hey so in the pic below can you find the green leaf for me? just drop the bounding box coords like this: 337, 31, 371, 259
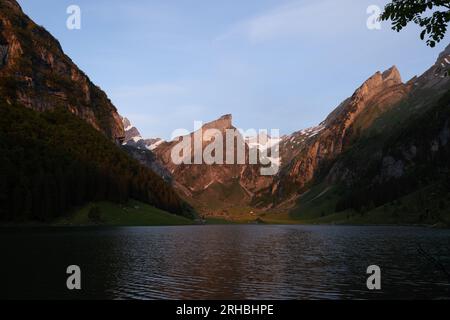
420, 29, 426, 40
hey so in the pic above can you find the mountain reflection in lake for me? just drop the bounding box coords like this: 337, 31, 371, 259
1, 225, 449, 299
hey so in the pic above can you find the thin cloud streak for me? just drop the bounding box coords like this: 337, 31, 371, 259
215, 0, 369, 44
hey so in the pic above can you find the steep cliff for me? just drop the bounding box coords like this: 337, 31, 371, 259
325, 46, 450, 217
0, 0, 124, 140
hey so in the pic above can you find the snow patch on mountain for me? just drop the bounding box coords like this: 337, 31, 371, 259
121, 117, 165, 150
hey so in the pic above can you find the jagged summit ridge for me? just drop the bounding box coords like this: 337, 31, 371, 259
382, 66, 402, 83
358, 66, 403, 96
202, 114, 233, 132
323, 65, 407, 129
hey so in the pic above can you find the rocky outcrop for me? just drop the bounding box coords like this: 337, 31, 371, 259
0, 0, 124, 140
202, 114, 233, 131
322, 66, 408, 149
121, 117, 166, 150
120, 117, 172, 182
122, 117, 143, 143
412, 43, 450, 91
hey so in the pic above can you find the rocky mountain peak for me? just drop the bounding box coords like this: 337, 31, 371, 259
382, 66, 402, 84
203, 114, 233, 131
121, 116, 167, 152
411, 43, 450, 89
219, 114, 232, 121
324, 66, 407, 129
122, 117, 132, 130
121, 117, 142, 143
358, 66, 403, 96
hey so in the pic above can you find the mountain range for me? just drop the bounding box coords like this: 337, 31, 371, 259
123, 45, 450, 224
1, 0, 450, 225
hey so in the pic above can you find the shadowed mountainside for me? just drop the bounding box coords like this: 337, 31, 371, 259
0, 0, 195, 223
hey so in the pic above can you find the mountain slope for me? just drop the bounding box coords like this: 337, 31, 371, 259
0, 0, 124, 140
0, 101, 194, 222
287, 87, 450, 226
256, 66, 412, 208
120, 117, 172, 181
331, 83, 450, 217
151, 114, 273, 215
0, 0, 195, 222
284, 45, 450, 224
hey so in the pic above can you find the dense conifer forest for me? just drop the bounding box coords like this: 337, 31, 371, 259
0, 101, 195, 222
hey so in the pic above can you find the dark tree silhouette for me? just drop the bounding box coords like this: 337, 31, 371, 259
0, 101, 195, 222
381, 0, 450, 47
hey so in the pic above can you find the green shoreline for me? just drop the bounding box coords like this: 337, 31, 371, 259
1, 200, 449, 228
0, 222, 447, 228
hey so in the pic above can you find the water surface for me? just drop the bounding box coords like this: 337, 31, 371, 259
1, 225, 449, 299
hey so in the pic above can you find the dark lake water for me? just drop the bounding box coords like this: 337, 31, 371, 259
1, 225, 449, 300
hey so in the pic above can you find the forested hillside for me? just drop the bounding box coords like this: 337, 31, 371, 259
0, 101, 195, 222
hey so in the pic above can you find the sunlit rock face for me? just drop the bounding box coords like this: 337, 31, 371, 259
263, 66, 411, 204
148, 114, 274, 215
0, 0, 124, 140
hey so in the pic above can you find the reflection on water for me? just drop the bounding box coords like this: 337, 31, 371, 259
1, 225, 449, 299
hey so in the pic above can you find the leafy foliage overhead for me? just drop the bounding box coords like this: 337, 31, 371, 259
381, 0, 450, 47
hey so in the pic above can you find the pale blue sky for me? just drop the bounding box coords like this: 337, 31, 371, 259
18, 0, 448, 139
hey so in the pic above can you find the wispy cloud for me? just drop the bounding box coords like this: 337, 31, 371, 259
215, 0, 361, 44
